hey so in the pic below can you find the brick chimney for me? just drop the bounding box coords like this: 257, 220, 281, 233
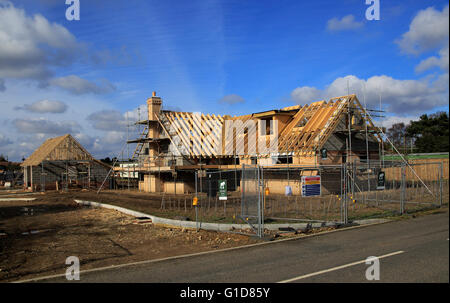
147, 91, 162, 121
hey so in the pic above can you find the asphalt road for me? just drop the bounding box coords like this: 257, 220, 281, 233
41, 210, 449, 283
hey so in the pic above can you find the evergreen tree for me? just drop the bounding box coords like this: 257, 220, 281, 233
406, 112, 449, 153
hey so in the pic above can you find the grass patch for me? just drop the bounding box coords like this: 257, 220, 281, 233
383, 154, 448, 161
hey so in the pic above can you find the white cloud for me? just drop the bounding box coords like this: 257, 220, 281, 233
219, 94, 245, 104
0, 2, 118, 95
404, 6, 449, 93
6, 133, 65, 160
291, 86, 322, 104
392, 5, 449, 115
89, 131, 128, 159
124, 104, 147, 122
415, 42, 449, 74
0, 1, 79, 82
0, 133, 12, 145
291, 74, 448, 114
293, 7, 449, 116
73, 132, 96, 151
86, 110, 127, 131
15, 99, 68, 113
102, 131, 127, 145
50, 75, 116, 95
13, 118, 80, 135
380, 115, 418, 130
84, 109, 141, 158
326, 15, 364, 32
396, 5, 449, 55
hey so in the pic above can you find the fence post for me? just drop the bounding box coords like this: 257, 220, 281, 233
400, 164, 406, 214
345, 163, 349, 224
41, 161, 45, 192
341, 163, 349, 224
195, 170, 198, 231
241, 164, 245, 217
340, 163, 344, 224
260, 165, 264, 237
352, 159, 356, 197
208, 173, 211, 210
439, 162, 443, 208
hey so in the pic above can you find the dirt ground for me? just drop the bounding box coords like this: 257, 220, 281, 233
0, 191, 265, 282
1, 189, 445, 282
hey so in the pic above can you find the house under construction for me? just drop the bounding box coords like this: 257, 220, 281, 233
21, 134, 111, 191
126, 92, 383, 195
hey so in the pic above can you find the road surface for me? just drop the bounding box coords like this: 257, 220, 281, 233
39, 210, 448, 283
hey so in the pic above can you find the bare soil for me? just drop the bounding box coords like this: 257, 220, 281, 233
1, 189, 445, 282
0, 192, 263, 282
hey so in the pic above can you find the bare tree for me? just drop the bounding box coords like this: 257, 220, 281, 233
386, 123, 407, 152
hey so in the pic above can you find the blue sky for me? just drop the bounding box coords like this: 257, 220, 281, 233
0, 0, 448, 160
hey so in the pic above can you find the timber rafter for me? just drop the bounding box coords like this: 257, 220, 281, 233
150, 94, 381, 159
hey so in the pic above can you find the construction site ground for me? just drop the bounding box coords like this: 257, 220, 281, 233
0, 189, 447, 282
0, 190, 267, 282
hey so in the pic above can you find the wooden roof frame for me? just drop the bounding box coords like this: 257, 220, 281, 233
156, 94, 381, 159
21, 134, 97, 167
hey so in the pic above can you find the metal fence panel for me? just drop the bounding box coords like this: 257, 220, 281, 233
241, 164, 263, 236
346, 160, 446, 221
154, 159, 448, 229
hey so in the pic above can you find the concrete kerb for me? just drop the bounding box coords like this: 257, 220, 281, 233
0, 198, 36, 201
0, 192, 38, 197
74, 200, 388, 231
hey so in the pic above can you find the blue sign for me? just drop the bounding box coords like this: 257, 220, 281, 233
301, 176, 321, 197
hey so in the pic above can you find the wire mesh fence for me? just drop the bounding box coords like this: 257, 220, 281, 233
240, 165, 264, 236
150, 159, 448, 225
260, 165, 344, 222
195, 169, 243, 224
346, 160, 447, 221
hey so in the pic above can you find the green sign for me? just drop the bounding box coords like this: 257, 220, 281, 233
320, 148, 328, 160
377, 171, 385, 190
218, 180, 227, 200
